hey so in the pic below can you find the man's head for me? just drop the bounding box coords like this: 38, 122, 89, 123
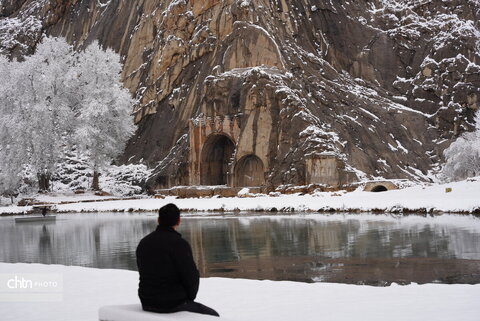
158, 203, 180, 227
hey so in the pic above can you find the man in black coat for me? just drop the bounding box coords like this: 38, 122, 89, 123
136, 203, 219, 316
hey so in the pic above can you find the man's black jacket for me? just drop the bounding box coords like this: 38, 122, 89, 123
136, 225, 199, 309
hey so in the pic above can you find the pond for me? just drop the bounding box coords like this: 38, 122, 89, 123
1, 213, 480, 285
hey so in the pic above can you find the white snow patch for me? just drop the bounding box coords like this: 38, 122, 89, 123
2, 178, 478, 214
0, 263, 479, 321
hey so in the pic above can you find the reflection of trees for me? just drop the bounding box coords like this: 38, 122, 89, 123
0, 214, 157, 270
182, 220, 244, 264
92, 218, 155, 270
38, 225, 54, 263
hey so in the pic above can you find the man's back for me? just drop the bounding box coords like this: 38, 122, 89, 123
136, 225, 199, 310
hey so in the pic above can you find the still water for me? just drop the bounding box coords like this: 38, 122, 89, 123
1, 213, 480, 285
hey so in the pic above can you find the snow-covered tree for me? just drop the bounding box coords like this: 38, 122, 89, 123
443, 110, 480, 181
0, 37, 135, 194
0, 55, 23, 195
0, 37, 76, 192
74, 41, 135, 190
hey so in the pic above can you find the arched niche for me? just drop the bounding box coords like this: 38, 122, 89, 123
371, 185, 388, 192
200, 134, 235, 185
235, 154, 265, 187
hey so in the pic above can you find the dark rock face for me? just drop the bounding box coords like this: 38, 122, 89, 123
1, 0, 479, 188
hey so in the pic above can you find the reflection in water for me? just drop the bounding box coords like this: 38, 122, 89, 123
1, 213, 480, 285
38, 225, 54, 263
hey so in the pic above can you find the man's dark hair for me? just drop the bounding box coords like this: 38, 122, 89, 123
158, 203, 180, 227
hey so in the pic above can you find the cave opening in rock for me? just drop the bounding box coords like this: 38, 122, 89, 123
235, 154, 265, 187
200, 134, 235, 186
371, 185, 388, 192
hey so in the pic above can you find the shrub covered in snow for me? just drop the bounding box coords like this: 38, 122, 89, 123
99, 164, 152, 196
443, 111, 480, 181
4, 148, 150, 197
50, 153, 151, 196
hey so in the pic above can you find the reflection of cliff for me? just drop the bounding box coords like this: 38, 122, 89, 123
181, 217, 480, 284
446, 229, 480, 260
183, 218, 351, 268
182, 218, 473, 275
1, 215, 480, 284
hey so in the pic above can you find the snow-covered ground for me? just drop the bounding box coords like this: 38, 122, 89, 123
0, 263, 478, 321
1, 178, 479, 215
35, 192, 125, 203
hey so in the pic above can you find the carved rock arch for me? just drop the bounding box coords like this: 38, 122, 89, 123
200, 134, 235, 186
234, 154, 265, 187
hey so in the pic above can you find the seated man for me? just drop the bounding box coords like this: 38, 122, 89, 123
136, 203, 219, 317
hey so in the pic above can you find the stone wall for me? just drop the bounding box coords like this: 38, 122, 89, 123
306, 156, 340, 187
305, 156, 358, 187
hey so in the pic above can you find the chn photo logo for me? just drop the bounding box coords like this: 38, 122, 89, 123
7, 275, 33, 289
0, 273, 63, 302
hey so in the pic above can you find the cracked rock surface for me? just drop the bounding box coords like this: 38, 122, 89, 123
1, 0, 479, 187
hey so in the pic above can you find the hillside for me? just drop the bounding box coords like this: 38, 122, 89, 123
1, 0, 479, 190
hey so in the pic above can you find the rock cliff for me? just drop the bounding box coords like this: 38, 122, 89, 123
1, 0, 479, 189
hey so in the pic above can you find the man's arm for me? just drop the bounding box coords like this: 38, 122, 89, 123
171, 239, 200, 301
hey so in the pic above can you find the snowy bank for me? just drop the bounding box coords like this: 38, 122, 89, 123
1, 178, 479, 215
0, 263, 479, 321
